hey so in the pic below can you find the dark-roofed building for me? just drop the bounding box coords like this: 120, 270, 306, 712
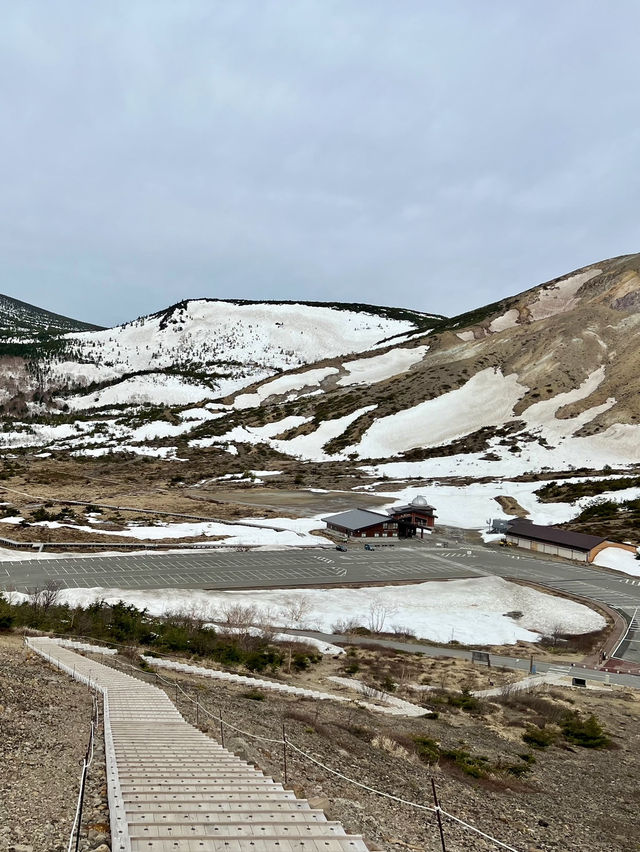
322, 509, 398, 539
388, 495, 436, 538
505, 519, 633, 563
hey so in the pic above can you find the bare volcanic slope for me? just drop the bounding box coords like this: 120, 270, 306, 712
198, 252, 640, 478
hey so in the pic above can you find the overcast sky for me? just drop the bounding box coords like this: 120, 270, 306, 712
1, 2, 639, 327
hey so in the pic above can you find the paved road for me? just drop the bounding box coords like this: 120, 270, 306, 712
3, 540, 640, 665
296, 630, 640, 689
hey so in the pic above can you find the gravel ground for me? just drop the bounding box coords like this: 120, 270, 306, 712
112, 652, 640, 852
0, 635, 110, 852
3, 633, 639, 852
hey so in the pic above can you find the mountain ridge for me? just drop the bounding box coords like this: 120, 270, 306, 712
0, 292, 103, 341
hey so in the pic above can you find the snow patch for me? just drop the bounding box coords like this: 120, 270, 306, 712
489, 309, 519, 333
353, 369, 527, 459
64, 373, 215, 411
53, 576, 604, 646
337, 346, 429, 387
271, 406, 377, 461
593, 547, 640, 577
234, 367, 338, 409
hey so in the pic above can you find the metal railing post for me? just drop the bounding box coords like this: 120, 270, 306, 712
282, 723, 288, 785
431, 778, 446, 852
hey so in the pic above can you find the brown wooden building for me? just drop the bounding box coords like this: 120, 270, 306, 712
323, 496, 436, 540
322, 509, 398, 538
388, 496, 436, 538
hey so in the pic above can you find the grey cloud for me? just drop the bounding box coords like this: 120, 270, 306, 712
0, 0, 638, 326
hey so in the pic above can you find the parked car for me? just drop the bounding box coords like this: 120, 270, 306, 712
364, 544, 374, 551
336, 544, 347, 552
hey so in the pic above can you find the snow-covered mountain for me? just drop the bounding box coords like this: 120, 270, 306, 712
0, 293, 102, 341
2, 257, 640, 501
0, 296, 437, 413
169, 254, 640, 481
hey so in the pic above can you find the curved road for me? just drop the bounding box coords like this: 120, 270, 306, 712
2, 538, 639, 667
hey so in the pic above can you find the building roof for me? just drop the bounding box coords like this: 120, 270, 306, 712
506, 519, 606, 552
322, 509, 391, 531
391, 502, 436, 515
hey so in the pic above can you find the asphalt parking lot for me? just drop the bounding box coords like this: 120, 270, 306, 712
2, 541, 639, 664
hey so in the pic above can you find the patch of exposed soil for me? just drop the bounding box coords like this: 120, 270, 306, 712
494, 495, 530, 518
0, 634, 109, 852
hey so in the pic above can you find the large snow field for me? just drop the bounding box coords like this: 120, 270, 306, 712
593, 547, 640, 578
362, 368, 640, 478
352, 369, 527, 458
63, 373, 216, 411
53, 576, 605, 646
379, 481, 568, 528
364, 415, 640, 479
65, 301, 417, 380
350, 365, 633, 467
375, 477, 640, 529
234, 367, 339, 409
337, 345, 429, 387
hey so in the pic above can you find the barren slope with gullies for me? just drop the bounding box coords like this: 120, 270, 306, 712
211, 253, 640, 474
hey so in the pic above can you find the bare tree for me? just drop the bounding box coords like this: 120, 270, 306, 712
29, 580, 61, 617
331, 617, 363, 634
220, 603, 258, 629
367, 600, 396, 634
255, 606, 279, 641
279, 595, 313, 629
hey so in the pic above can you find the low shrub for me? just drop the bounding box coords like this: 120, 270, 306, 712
287, 649, 321, 671
447, 689, 486, 714
413, 735, 440, 765
441, 748, 491, 778
560, 713, 611, 749
506, 751, 536, 777
496, 691, 568, 723
242, 689, 265, 701
522, 724, 557, 749
0, 611, 14, 631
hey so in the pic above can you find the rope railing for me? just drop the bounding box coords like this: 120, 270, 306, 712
30, 635, 526, 852
101, 651, 524, 852
66, 687, 100, 852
